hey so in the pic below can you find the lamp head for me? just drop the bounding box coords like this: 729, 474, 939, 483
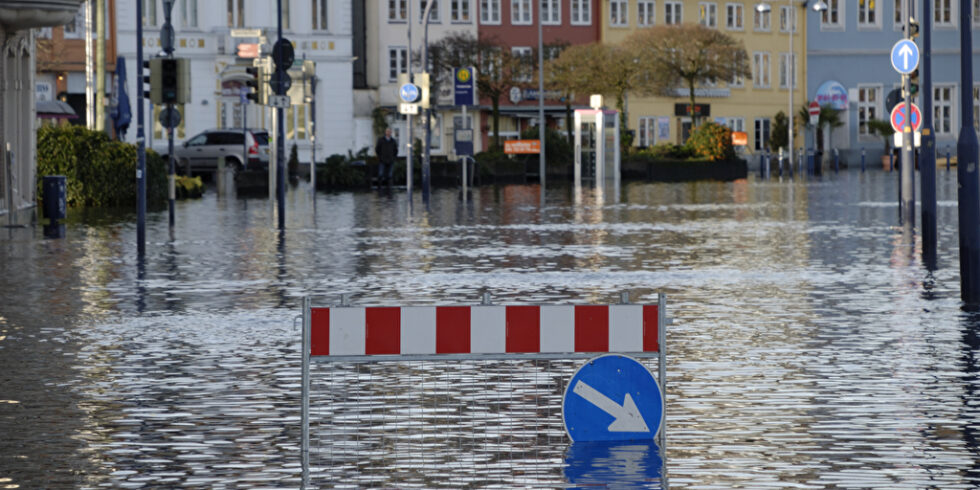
756, 2, 772, 13
811, 0, 828, 12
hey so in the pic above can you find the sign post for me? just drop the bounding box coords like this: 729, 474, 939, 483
454, 67, 476, 199
808, 101, 820, 126
892, 20, 919, 226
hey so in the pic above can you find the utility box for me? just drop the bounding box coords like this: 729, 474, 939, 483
574, 109, 620, 190
42, 175, 66, 221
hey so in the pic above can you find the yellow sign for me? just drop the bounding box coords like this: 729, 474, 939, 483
456, 68, 472, 83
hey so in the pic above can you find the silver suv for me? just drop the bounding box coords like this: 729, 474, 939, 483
175, 128, 270, 175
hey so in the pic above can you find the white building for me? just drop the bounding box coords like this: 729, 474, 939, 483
356, 0, 479, 157
116, 0, 355, 162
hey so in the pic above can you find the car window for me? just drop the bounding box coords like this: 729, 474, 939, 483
205, 132, 226, 145
186, 134, 207, 146
252, 132, 269, 145
225, 133, 245, 145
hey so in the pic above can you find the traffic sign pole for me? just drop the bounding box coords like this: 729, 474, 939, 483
921, 0, 937, 269
901, 2, 914, 228
957, 0, 980, 304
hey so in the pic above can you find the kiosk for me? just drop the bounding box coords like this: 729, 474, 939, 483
574, 109, 621, 190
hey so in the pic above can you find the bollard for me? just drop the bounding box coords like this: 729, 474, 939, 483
947, 147, 951, 171
807, 149, 814, 176
833, 148, 839, 173
41, 175, 67, 223
759, 153, 764, 178
889, 153, 894, 172
861, 147, 866, 173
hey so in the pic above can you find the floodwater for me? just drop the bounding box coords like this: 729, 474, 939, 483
2, 169, 979, 488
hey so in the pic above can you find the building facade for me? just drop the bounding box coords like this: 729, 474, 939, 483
115, 0, 354, 162
806, 0, 980, 164
602, 0, 809, 157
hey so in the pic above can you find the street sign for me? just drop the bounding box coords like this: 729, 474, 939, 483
399, 83, 421, 103
890, 39, 920, 74
808, 101, 820, 125
269, 94, 291, 109
237, 43, 259, 58
158, 107, 181, 129
454, 66, 476, 106
398, 103, 419, 115
563, 355, 663, 442
231, 28, 263, 38
454, 128, 474, 157
890, 102, 922, 132
272, 39, 295, 69
269, 69, 292, 95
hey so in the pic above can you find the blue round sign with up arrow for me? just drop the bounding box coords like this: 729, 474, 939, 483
563, 355, 663, 442
891, 39, 919, 74
399, 83, 421, 103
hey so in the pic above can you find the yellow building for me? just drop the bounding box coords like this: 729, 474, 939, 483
601, 0, 809, 157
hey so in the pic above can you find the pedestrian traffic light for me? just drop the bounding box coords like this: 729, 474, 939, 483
142, 60, 152, 100
160, 58, 178, 104
909, 68, 919, 97
904, 17, 920, 40
147, 57, 190, 105
245, 66, 266, 105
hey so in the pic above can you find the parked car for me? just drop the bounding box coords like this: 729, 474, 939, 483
174, 128, 270, 175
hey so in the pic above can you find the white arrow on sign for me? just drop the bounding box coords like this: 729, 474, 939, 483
572, 380, 650, 433
898, 43, 914, 70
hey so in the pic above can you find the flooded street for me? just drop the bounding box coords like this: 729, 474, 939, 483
2, 170, 980, 488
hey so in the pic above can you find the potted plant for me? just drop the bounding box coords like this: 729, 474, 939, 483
866, 119, 896, 170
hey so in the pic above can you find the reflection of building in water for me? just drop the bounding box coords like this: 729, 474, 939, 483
1, 0, 85, 226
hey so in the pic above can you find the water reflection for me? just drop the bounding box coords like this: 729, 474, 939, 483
564, 441, 665, 488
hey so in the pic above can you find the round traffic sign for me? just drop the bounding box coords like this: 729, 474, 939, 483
399, 83, 420, 103
808, 101, 820, 117
272, 38, 295, 69
269, 69, 292, 95
890, 102, 922, 132
158, 107, 181, 129
891, 39, 920, 75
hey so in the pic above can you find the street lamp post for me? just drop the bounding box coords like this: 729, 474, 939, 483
755, 1, 826, 169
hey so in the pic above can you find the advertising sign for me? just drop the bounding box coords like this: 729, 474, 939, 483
504, 140, 541, 154
454, 67, 476, 106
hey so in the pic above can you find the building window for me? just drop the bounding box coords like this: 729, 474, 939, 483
639, 0, 656, 26
611, 0, 628, 26
753, 51, 770, 88
894, 0, 918, 29
858, 0, 879, 28
934, 85, 955, 135
725, 117, 745, 132
481, 0, 501, 23
857, 85, 881, 140
143, 0, 158, 27
312, 0, 328, 30
512, 0, 532, 24
820, 0, 842, 29
571, 0, 591, 24
779, 52, 795, 89
389, 47, 408, 82
64, 7, 85, 38
665, 1, 682, 24
974, 0, 980, 27
754, 118, 770, 150
935, 0, 954, 27
390, 0, 408, 21
227, 0, 244, 27
779, 5, 794, 32
699, 2, 717, 27
181, 0, 198, 27
638, 117, 656, 147
451, 0, 472, 22
726, 3, 743, 29
512, 47, 532, 82
421, 0, 441, 22
754, 6, 770, 30
541, 0, 560, 24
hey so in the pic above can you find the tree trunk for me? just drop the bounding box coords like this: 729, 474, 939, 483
492, 97, 501, 150
565, 102, 573, 143
688, 78, 698, 128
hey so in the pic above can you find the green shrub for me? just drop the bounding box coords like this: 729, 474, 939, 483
315, 153, 369, 189
37, 125, 168, 208
641, 143, 693, 160
519, 126, 574, 164
684, 122, 735, 162
176, 175, 204, 199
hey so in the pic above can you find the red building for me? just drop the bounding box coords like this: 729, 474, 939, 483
477, 0, 599, 149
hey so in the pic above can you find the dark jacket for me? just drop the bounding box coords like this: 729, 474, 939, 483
375, 136, 398, 164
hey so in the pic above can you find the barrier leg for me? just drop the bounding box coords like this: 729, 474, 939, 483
302, 297, 311, 488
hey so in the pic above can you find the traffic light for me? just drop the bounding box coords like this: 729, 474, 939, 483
141, 60, 152, 100
160, 58, 178, 104
147, 57, 190, 105
909, 68, 919, 97
245, 66, 266, 105
907, 17, 920, 40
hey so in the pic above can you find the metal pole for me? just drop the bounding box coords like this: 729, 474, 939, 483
84, 0, 94, 129
301, 296, 311, 488
277, 0, 286, 231
96, 0, 106, 132
657, 292, 667, 480
899, 0, 915, 226
920, 0, 938, 268
957, 0, 980, 304
462, 105, 468, 200
243, 97, 248, 172
788, 4, 793, 169
421, 0, 435, 208
164, 1, 176, 229
538, 5, 546, 190
406, 0, 413, 203
136, 0, 146, 256
310, 70, 318, 197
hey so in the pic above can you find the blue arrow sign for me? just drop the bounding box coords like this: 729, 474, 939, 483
399, 83, 420, 103
562, 355, 663, 442
891, 39, 919, 74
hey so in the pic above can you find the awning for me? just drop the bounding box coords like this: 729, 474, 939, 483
36, 100, 78, 119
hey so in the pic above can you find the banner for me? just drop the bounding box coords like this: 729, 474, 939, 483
504, 139, 541, 154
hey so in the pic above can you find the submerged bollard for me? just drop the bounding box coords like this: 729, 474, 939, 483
947, 147, 951, 171
833, 148, 839, 173
890, 153, 894, 172
759, 153, 765, 178
861, 147, 866, 173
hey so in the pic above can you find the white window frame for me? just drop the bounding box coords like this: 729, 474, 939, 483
638, 116, 657, 147
142, 0, 158, 28
820, 0, 843, 30
571, 0, 591, 25
753, 7, 770, 31
857, 0, 880, 29
481, 0, 501, 23
753, 51, 770, 88
611, 0, 629, 26
388, 46, 408, 82
311, 0, 328, 31
64, 6, 86, 38
228, 0, 245, 28
754, 117, 770, 151
778, 52, 796, 89
451, 0, 472, 22
934, 84, 956, 136
974, 0, 980, 27
779, 5, 795, 32
181, 0, 198, 28
421, 0, 441, 23
512, 46, 532, 82
639, 0, 656, 26
665, 1, 682, 24
857, 84, 882, 141
725, 117, 745, 132
541, 0, 560, 24
389, 0, 408, 22
934, 0, 955, 28
726, 3, 743, 30
699, 2, 717, 27
512, 0, 532, 24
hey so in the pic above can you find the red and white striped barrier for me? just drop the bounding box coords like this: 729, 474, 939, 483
309, 304, 660, 357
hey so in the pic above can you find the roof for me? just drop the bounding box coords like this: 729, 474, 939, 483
36, 100, 77, 119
